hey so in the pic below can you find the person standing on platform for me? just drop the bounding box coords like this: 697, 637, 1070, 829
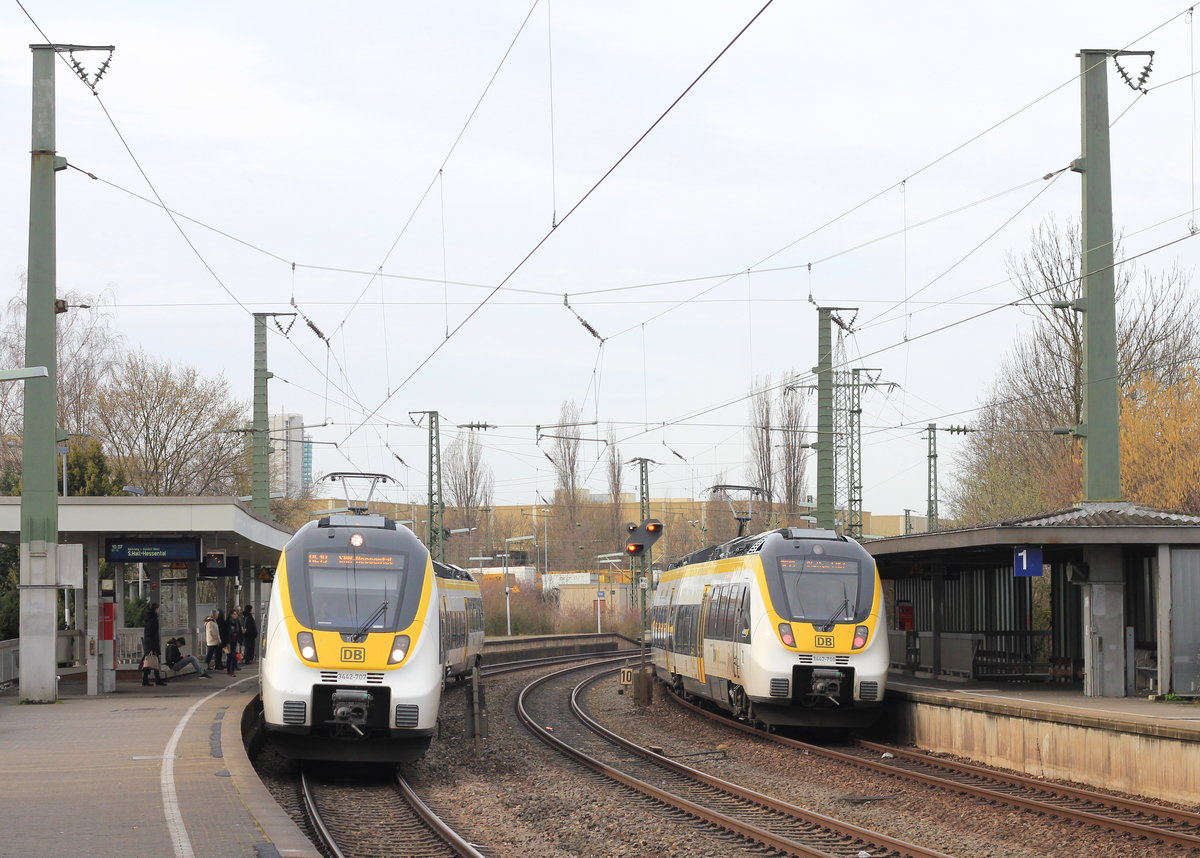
226, 608, 243, 676
141, 603, 167, 686
241, 604, 259, 664
204, 611, 221, 670
215, 609, 228, 670
165, 637, 209, 677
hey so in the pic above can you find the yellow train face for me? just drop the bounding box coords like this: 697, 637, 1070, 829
275, 518, 434, 671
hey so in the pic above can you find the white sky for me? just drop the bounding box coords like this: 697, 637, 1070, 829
1, 2, 1197, 520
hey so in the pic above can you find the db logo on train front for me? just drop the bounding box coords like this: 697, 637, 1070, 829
341, 647, 366, 662
814, 635, 835, 648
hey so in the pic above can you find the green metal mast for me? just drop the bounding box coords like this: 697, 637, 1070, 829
814, 309, 835, 530
628, 456, 653, 619
18, 44, 65, 704
926, 424, 939, 531
252, 314, 273, 519
813, 307, 855, 530
426, 412, 445, 562
1073, 49, 1137, 502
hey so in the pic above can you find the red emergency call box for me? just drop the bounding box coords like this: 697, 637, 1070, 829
99, 602, 116, 641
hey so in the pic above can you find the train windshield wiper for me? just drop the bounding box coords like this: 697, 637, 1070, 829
351, 599, 388, 642
818, 596, 850, 632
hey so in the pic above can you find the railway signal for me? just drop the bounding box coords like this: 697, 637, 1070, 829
624, 519, 664, 557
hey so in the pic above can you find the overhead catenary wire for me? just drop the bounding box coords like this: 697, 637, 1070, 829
18, 1, 1200, 511
340, 0, 779, 446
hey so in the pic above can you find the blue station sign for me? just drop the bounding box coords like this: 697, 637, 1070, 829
1013, 545, 1043, 577
105, 537, 202, 563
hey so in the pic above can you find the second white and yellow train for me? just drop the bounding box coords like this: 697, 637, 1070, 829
651, 527, 887, 729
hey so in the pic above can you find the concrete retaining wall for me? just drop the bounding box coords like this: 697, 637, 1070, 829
886, 691, 1200, 805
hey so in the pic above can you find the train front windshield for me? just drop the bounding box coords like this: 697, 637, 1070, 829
776, 556, 863, 624
303, 551, 409, 633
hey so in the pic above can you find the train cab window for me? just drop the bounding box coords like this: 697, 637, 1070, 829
304, 551, 410, 632
776, 556, 861, 625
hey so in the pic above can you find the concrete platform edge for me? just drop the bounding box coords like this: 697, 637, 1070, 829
226, 691, 320, 858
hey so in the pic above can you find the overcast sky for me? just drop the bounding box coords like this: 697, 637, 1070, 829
2, 2, 1197, 522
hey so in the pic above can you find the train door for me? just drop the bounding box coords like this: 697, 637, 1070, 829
697, 584, 711, 684
665, 586, 678, 676
438, 593, 449, 667
732, 583, 750, 679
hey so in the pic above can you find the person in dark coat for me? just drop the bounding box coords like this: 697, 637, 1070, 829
215, 609, 228, 670
241, 604, 259, 664
225, 608, 243, 676
142, 603, 167, 686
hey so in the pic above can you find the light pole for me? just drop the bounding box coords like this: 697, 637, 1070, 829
495, 553, 510, 635
502, 535, 536, 635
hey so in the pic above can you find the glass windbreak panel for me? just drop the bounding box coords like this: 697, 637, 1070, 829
304, 551, 408, 632
777, 556, 861, 624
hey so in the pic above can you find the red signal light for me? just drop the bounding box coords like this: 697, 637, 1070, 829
853, 625, 869, 649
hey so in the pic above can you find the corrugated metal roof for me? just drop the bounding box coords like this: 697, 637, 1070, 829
996, 502, 1200, 528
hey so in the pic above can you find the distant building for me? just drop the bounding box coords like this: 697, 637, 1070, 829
269, 413, 312, 497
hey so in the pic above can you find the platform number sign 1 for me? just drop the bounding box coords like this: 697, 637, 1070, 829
1014, 545, 1043, 577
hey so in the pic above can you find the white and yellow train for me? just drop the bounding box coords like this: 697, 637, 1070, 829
260, 512, 484, 761
651, 527, 887, 730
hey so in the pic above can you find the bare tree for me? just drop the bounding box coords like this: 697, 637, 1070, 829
0, 287, 124, 473
606, 425, 623, 545
549, 400, 583, 570
746, 375, 775, 526
445, 429, 494, 532
777, 385, 809, 520
93, 350, 249, 496
949, 216, 1200, 523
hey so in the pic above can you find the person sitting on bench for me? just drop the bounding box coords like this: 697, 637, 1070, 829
164, 637, 210, 678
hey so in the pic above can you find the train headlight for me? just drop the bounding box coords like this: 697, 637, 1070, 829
349, 532, 365, 548
853, 625, 869, 649
297, 631, 318, 661
387, 634, 410, 665
777, 622, 796, 647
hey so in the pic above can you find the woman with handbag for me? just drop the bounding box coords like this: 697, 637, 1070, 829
142, 603, 167, 686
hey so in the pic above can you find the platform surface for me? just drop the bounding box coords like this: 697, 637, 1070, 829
0, 666, 319, 858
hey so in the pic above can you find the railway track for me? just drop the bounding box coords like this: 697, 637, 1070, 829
256, 650, 635, 857
666, 683, 1200, 851
298, 766, 488, 858
517, 661, 954, 858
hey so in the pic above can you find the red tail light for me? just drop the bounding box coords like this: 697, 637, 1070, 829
777, 622, 795, 647
853, 625, 869, 649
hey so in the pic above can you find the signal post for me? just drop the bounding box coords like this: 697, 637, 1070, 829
624, 519, 663, 706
